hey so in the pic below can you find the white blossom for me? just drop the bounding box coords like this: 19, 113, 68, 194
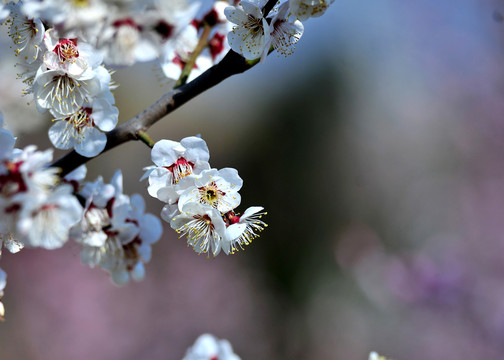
42, 34, 102, 76
224, 206, 267, 254
176, 168, 243, 213
264, 2, 304, 60
96, 16, 160, 66
5, 2, 45, 64
108, 194, 162, 285
369, 352, 390, 360
171, 202, 227, 257
32, 34, 107, 115
224, 0, 271, 60
0, 121, 83, 250
32, 66, 102, 115
289, 0, 334, 21
142, 136, 210, 199
17, 184, 82, 249
183, 333, 241, 360
21, 0, 108, 32
75, 171, 162, 285
48, 95, 119, 157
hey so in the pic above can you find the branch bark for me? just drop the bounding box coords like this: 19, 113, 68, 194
51, 50, 257, 176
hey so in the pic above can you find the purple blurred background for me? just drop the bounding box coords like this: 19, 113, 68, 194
2, 0, 504, 359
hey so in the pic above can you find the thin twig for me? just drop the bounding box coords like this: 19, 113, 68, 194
174, 23, 213, 89
137, 130, 155, 148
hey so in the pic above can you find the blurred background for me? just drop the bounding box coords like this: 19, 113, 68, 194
2, 0, 504, 359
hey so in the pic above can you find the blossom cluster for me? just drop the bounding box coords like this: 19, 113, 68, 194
225, 0, 334, 61
0, 0, 334, 342
0, 114, 163, 315
0, 0, 333, 159
143, 136, 267, 257
69, 168, 163, 286
0, 116, 82, 250
0, 114, 83, 315
2, 2, 118, 157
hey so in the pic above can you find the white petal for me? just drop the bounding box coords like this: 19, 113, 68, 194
131, 262, 145, 282
140, 213, 163, 244
151, 139, 180, 166
48, 121, 75, 150
74, 128, 107, 158
240, 0, 263, 18
91, 98, 119, 132
224, 6, 248, 25
181, 136, 210, 163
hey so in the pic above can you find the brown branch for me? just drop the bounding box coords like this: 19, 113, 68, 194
51, 50, 257, 176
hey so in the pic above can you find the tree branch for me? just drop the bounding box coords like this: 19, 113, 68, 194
51, 0, 278, 177
51, 50, 258, 176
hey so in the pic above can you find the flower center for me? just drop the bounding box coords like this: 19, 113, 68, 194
166, 158, 194, 184
64, 107, 93, 134
245, 15, 264, 38
54, 39, 79, 63
72, 0, 90, 7
198, 182, 225, 208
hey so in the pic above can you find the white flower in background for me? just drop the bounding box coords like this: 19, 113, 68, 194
289, 0, 334, 21
202, 1, 233, 64
75, 171, 162, 286
181, 1, 233, 68
161, 51, 213, 83
0, 146, 59, 209
160, 23, 212, 82
17, 184, 82, 249
21, 0, 108, 32
183, 333, 241, 360
0, 146, 56, 240
369, 352, 390, 360
97, 17, 160, 66
63, 164, 87, 193
0, 268, 6, 321
10, 146, 60, 192
0, 121, 83, 250
74, 170, 127, 250
142, 137, 210, 199
108, 194, 163, 285
150, 0, 200, 46
224, 206, 267, 254
206, 30, 229, 63
263, 2, 304, 60
177, 168, 243, 213
224, 0, 270, 60
171, 202, 227, 257
48, 95, 119, 157
5, 1, 45, 64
